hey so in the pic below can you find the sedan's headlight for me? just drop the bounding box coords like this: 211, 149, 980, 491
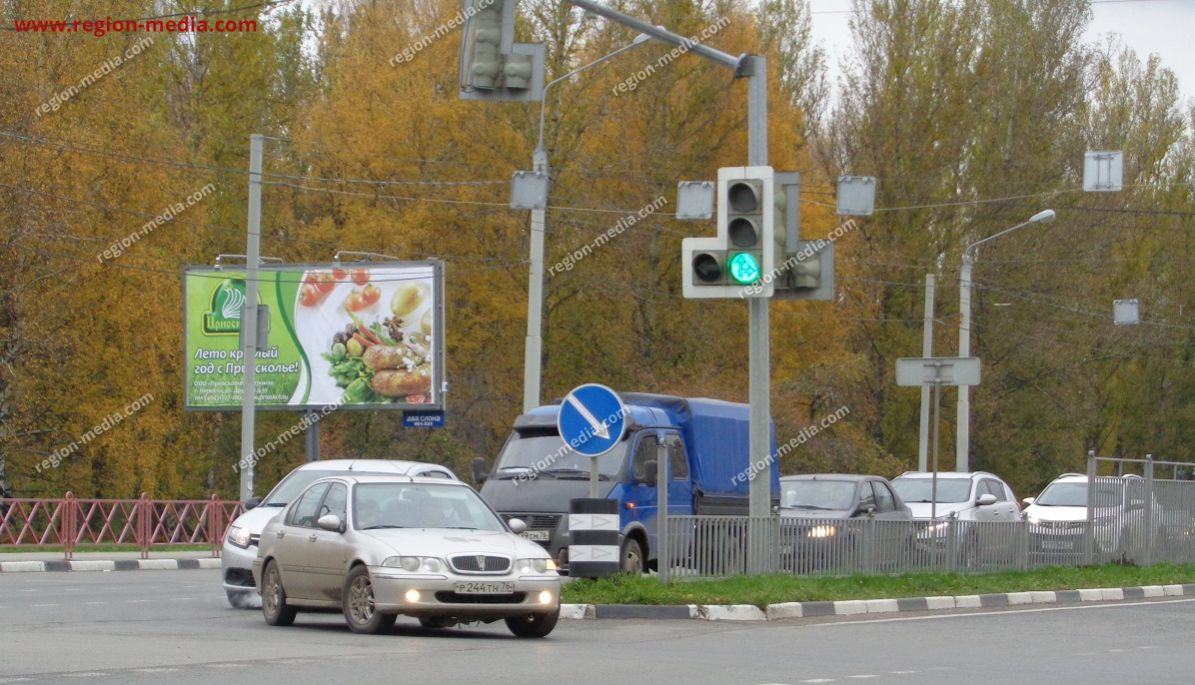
227, 525, 251, 549
382, 556, 444, 573
516, 557, 558, 574
806, 525, 837, 539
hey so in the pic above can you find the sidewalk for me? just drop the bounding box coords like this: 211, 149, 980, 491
0, 550, 222, 572
560, 582, 1195, 621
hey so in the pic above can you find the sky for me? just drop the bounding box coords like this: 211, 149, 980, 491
807, 0, 1195, 109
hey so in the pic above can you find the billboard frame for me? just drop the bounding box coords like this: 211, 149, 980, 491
182, 259, 445, 413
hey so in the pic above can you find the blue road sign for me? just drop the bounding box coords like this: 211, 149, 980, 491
403, 410, 445, 429
557, 384, 627, 457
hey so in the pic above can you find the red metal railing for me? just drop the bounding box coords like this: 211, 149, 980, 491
0, 493, 243, 559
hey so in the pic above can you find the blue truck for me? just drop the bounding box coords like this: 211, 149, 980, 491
477, 393, 779, 573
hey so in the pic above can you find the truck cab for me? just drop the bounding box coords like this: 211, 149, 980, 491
478, 393, 779, 574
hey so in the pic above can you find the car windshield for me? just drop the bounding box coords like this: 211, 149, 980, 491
1036, 481, 1122, 507
491, 433, 628, 480
780, 480, 857, 511
353, 482, 506, 531
891, 477, 973, 504
264, 469, 402, 506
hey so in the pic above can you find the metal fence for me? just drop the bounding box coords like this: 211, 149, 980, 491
0, 493, 242, 559
661, 457, 1195, 578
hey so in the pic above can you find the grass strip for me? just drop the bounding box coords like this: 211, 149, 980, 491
562, 564, 1195, 608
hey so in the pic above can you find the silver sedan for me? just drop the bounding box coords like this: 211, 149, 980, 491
253, 475, 562, 637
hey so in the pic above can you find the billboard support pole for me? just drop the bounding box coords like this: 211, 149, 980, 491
304, 411, 320, 463
239, 134, 264, 501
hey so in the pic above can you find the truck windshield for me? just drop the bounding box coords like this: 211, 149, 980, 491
493, 433, 628, 480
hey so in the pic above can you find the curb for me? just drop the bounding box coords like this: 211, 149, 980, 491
561, 583, 1195, 622
0, 558, 223, 573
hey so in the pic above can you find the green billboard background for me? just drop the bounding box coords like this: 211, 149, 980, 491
183, 262, 442, 411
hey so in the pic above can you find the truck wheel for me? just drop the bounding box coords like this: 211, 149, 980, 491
620, 538, 644, 575
506, 608, 560, 638
261, 560, 296, 626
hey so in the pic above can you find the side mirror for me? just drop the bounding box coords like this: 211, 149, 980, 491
472, 457, 488, 485
637, 459, 658, 487
977, 493, 998, 506
507, 518, 527, 534
1022, 497, 1036, 507
243, 496, 262, 511
317, 514, 343, 533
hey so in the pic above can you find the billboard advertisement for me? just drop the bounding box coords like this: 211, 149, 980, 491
183, 261, 444, 411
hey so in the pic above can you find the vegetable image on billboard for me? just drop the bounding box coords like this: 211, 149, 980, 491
184, 261, 443, 411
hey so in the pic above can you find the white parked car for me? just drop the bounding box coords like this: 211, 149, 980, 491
222, 459, 456, 608
1023, 473, 1158, 559
891, 471, 1020, 565
254, 475, 561, 637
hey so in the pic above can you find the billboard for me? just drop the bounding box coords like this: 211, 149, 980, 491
183, 261, 444, 411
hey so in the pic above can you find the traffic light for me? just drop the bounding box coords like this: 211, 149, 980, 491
459, 0, 544, 102
682, 166, 775, 299
770, 172, 835, 301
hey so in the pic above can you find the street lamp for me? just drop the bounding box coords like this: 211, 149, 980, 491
522, 34, 652, 413
956, 209, 1055, 471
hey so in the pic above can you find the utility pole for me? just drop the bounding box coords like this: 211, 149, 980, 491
918, 274, 935, 472
239, 134, 263, 501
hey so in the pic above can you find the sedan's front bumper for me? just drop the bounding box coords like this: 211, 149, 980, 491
222, 540, 258, 592
368, 569, 561, 619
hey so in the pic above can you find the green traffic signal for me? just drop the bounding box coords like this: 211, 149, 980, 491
728, 252, 761, 285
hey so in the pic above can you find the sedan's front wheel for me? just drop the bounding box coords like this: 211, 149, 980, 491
342, 565, 396, 635
261, 561, 296, 626
505, 607, 560, 638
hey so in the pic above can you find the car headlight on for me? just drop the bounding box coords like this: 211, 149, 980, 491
382, 556, 444, 573
806, 525, 837, 539
517, 557, 558, 574
226, 525, 251, 549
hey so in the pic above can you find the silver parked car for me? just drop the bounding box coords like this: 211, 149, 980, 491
253, 475, 562, 637
222, 459, 457, 608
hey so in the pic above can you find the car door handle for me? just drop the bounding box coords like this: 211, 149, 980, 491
308, 533, 318, 542
277, 530, 286, 539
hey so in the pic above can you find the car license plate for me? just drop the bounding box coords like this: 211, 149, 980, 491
521, 530, 550, 542
454, 581, 514, 595
1042, 540, 1073, 551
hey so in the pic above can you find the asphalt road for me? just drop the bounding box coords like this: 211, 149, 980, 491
1, 570, 1192, 684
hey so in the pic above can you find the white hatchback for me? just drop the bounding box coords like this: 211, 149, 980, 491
222, 459, 456, 608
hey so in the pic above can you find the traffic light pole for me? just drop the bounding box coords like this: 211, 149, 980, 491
561, 1, 771, 572
745, 56, 771, 525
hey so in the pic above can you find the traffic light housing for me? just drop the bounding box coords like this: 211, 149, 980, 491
682, 166, 775, 298
770, 173, 835, 301
459, 0, 544, 102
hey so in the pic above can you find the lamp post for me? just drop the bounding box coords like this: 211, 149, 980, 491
956, 209, 1055, 472
522, 34, 651, 413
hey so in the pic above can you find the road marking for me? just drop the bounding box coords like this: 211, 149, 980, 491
888, 671, 920, 675
63, 673, 109, 678
847, 676, 878, 680
32, 603, 59, 608
169, 597, 195, 601
1136, 645, 1158, 650
0, 677, 34, 683
133, 668, 180, 674
206, 663, 247, 669
802, 598, 1195, 627
84, 601, 106, 605
799, 680, 836, 684
127, 599, 151, 604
